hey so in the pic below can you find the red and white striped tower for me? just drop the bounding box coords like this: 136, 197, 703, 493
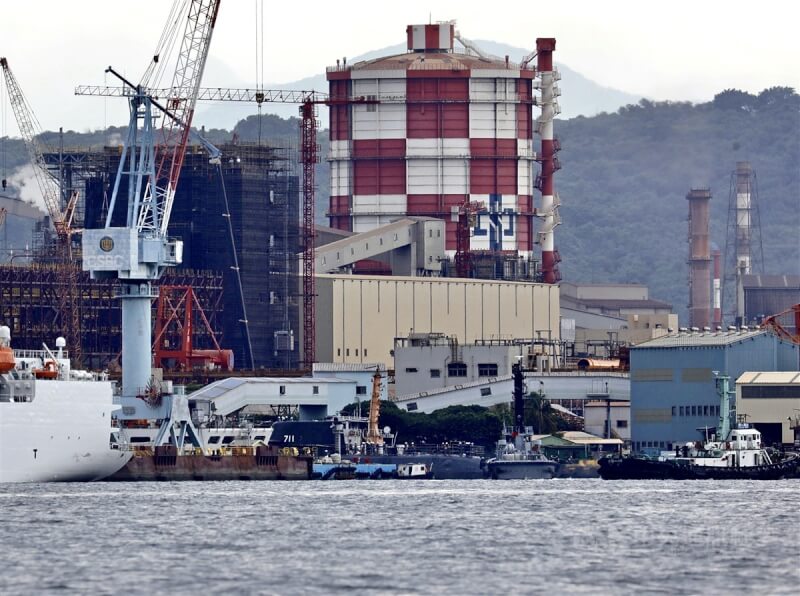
712, 244, 722, 328
535, 38, 560, 284
326, 23, 538, 267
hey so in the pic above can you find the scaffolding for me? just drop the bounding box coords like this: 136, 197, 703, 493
0, 264, 223, 370
80, 142, 301, 369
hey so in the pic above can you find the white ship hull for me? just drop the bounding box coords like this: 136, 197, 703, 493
0, 380, 131, 483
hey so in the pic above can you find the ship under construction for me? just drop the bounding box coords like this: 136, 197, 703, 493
0, 142, 300, 372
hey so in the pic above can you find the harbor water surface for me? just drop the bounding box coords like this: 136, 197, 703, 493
2, 479, 798, 595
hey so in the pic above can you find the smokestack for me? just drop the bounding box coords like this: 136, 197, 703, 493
712, 245, 722, 327
536, 38, 560, 284
687, 188, 712, 329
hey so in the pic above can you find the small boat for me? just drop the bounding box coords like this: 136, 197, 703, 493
396, 462, 432, 479
599, 374, 800, 480
485, 362, 558, 480
485, 435, 558, 480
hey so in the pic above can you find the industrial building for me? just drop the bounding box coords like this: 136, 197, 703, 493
584, 401, 631, 443
735, 371, 800, 446
315, 273, 560, 369
326, 23, 561, 283
742, 274, 800, 330
393, 332, 559, 395
629, 329, 799, 451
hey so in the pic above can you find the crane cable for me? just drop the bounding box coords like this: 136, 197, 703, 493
141, 0, 187, 90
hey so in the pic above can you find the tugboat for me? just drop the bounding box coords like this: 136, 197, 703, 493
599, 374, 800, 480
485, 363, 558, 480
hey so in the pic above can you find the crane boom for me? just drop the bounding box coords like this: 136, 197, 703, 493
0, 57, 65, 234
83, 0, 221, 398
139, 0, 221, 237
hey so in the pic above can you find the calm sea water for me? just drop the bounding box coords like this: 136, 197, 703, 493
1, 479, 798, 595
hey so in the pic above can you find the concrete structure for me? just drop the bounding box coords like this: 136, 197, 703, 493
742, 274, 800, 330
316, 274, 559, 368
312, 362, 388, 402
394, 333, 544, 395
629, 329, 799, 451
584, 400, 631, 442
736, 371, 800, 446
315, 217, 445, 276
326, 23, 555, 269
687, 188, 712, 329
394, 372, 629, 414
188, 376, 358, 420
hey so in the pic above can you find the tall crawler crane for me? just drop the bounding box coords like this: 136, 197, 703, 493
82, 0, 220, 429
1, 57, 82, 365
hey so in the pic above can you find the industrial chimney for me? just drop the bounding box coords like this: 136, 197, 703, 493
687, 188, 712, 329
536, 38, 561, 284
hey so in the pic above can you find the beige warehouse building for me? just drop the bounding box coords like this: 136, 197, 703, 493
316, 274, 560, 368
736, 371, 800, 445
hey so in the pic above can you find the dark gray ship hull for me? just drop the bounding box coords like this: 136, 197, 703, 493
487, 459, 557, 480
351, 454, 485, 480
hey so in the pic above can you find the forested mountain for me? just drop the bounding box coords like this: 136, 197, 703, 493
554, 87, 799, 318
2, 88, 797, 322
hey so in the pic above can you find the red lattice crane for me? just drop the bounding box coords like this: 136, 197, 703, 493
761, 304, 800, 344
453, 199, 485, 278
153, 285, 233, 372
2, 56, 82, 366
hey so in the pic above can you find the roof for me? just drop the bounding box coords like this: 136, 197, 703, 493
560, 431, 624, 446
574, 298, 673, 310
632, 328, 770, 348
313, 363, 384, 373
742, 274, 800, 289
737, 371, 800, 384
584, 401, 630, 408
347, 50, 518, 73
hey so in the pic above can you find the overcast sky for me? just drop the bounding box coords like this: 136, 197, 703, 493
1, 0, 798, 133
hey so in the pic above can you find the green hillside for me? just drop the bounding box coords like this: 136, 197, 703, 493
555, 87, 799, 318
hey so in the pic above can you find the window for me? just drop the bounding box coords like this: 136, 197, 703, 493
208, 436, 221, 444
346, 349, 350, 357
448, 363, 467, 377
312, 386, 319, 395
364, 349, 368, 357
337, 348, 341, 357
690, 406, 697, 416
279, 385, 286, 395
480, 387, 492, 397
671, 406, 676, 417
679, 406, 684, 416
221, 436, 235, 444
405, 367, 418, 373
430, 369, 441, 378
478, 363, 498, 377
616, 420, 628, 428
406, 402, 418, 411
703, 405, 709, 417
356, 386, 367, 395
366, 94, 377, 112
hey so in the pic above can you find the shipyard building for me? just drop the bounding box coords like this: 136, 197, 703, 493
629, 329, 799, 450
